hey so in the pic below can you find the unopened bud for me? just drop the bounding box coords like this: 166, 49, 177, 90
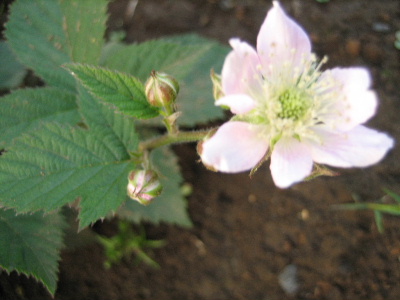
145, 70, 179, 108
127, 169, 163, 205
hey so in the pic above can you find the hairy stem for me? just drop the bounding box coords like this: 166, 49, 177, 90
138, 129, 212, 152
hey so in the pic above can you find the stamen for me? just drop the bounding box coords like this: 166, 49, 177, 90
277, 89, 310, 120
244, 51, 341, 141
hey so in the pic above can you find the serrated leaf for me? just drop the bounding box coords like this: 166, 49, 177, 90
65, 64, 159, 119
0, 87, 80, 148
78, 84, 139, 154
163, 34, 229, 126
5, 0, 73, 90
58, 0, 107, 64
100, 39, 207, 82
0, 122, 138, 229
118, 147, 192, 227
76, 87, 191, 226
0, 41, 27, 90
5, 0, 108, 90
101, 34, 229, 126
0, 209, 65, 295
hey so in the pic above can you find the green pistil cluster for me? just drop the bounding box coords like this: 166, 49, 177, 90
277, 89, 310, 120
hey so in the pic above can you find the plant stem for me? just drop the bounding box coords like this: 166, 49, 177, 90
139, 129, 211, 152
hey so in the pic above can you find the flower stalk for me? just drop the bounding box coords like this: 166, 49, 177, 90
138, 129, 212, 153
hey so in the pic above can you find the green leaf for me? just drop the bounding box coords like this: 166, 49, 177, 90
0, 87, 80, 148
100, 38, 207, 81
78, 84, 139, 154
118, 147, 192, 227
78, 86, 191, 226
0, 122, 138, 229
5, 0, 73, 90
383, 188, 400, 204
79, 81, 191, 227
100, 40, 200, 81
0, 41, 27, 90
166, 34, 229, 126
5, 0, 108, 90
58, 0, 107, 64
101, 34, 229, 126
374, 210, 385, 234
65, 63, 159, 119
0, 209, 65, 295
335, 203, 400, 216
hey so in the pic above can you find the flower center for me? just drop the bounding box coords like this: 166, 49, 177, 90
277, 88, 309, 120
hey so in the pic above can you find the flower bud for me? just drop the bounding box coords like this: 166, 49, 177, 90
127, 169, 163, 205
145, 70, 179, 108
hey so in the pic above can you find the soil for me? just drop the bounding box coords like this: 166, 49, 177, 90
1, 0, 400, 299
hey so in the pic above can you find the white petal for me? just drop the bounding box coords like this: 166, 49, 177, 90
221, 38, 263, 96
321, 67, 378, 131
310, 125, 394, 167
257, 1, 311, 73
216, 94, 257, 115
200, 121, 269, 173
270, 137, 313, 188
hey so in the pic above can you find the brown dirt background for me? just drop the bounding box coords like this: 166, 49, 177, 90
1, 0, 400, 299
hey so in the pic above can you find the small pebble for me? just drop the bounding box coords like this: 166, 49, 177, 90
248, 193, 257, 203
278, 264, 299, 295
219, 0, 235, 10
345, 39, 361, 57
300, 208, 310, 221
372, 22, 391, 33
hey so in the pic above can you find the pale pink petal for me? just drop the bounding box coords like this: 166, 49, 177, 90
270, 137, 313, 188
200, 121, 268, 173
310, 125, 394, 167
321, 67, 378, 131
257, 1, 311, 73
221, 38, 263, 96
216, 94, 257, 115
